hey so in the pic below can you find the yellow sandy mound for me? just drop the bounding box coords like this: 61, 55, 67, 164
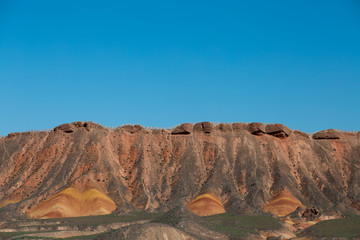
263, 189, 305, 217
28, 188, 116, 219
187, 193, 226, 216
0, 199, 20, 208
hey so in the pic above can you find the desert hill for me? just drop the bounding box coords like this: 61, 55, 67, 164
0, 121, 359, 221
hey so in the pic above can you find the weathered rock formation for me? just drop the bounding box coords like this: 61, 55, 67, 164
248, 122, 266, 135
265, 124, 291, 138
171, 123, 193, 135
187, 193, 225, 216
263, 189, 305, 217
28, 188, 116, 218
312, 129, 341, 139
0, 121, 359, 219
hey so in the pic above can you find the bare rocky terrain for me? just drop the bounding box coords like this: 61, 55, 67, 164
0, 121, 359, 239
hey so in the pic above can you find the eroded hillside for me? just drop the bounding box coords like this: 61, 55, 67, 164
0, 121, 359, 220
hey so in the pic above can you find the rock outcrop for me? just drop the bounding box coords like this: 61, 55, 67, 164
301, 208, 320, 221
265, 124, 291, 138
248, 122, 266, 135
217, 123, 232, 132
193, 122, 213, 133
312, 129, 341, 139
54, 121, 104, 133
120, 124, 145, 134
231, 122, 247, 132
0, 121, 359, 220
171, 123, 193, 135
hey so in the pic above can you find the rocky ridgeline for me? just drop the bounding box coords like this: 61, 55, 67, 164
0, 121, 359, 221
26, 120, 354, 140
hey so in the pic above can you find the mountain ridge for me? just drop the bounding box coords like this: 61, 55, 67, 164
0, 121, 359, 220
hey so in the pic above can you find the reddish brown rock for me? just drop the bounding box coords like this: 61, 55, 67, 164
5, 132, 21, 139
54, 123, 76, 133
294, 130, 309, 138
54, 121, 104, 133
231, 123, 248, 132
217, 123, 232, 132
265, 124, 291, 138
120, 124, 145, 134
193, 122, 213, 133
84, 122, 105, 131
248, 122, 266, 135
73, 121, 85, 128
152, 129, 170, 135
171, 123, 193, 135
312, 129, 341, 139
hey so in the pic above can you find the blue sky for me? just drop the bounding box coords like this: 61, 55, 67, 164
1, 0, 359, 135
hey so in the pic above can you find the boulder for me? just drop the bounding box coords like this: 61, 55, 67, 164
312, 129, 341, 139
54, 123, 76, 133
171, 123, 193, 135
193, 122, 213, 134
248, 122, 265, 135
217, 123, 232, 132
231, 123, 248, 132
301, 208, 320, 221
265, 124, 291, 138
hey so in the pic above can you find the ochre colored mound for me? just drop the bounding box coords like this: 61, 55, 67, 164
0, 199, 20, 208
187, 193, 225, 216
28, 188, 116, 219
263, 189, 305, 217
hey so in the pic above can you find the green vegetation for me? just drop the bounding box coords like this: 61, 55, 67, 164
0, 231, 58, 239
12, 211, 162, 228
5, 211, 360, 239
0, 212, 162, 239
3, 232, 105, 240
62, 232, 107, 239
300, 214, 360, 239
13, 237, 54, 240
202, 212, 282, 237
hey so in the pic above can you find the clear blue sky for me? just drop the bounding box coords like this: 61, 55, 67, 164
1, 0, 359, 135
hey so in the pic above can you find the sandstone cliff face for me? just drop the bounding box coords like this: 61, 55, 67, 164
0, 122, 359, 218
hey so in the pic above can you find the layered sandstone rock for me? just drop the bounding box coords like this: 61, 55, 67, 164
263, 189, 305, 217
28, 188, 116, 219
187, 193, 226, 216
